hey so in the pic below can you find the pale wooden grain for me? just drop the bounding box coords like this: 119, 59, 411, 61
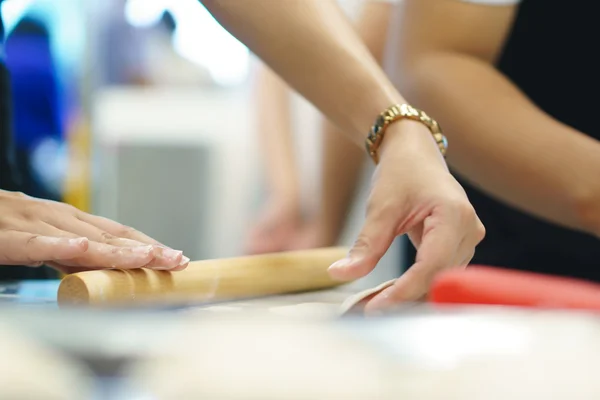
58, 247, 349, 307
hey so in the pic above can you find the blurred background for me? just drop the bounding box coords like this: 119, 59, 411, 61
2, 0, 399, 288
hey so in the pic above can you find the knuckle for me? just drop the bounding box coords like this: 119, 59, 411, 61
22, 203, 49, 221
26, 235, 40, 247
100, 232, 117, 243
350, 233, 387, 260
446, 198, 478, 222
456, 201, 476, 219
0, 216, 17, 229
24, 236, 42, 265
350, 235, 374, 256
64, 203, 79, 213
116, 225, 136, 238
28, 261, 44, 268
475, 220, 486, 242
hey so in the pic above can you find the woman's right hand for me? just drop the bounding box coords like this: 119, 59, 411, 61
0, 190, 189, 273
328, 121, 485, 311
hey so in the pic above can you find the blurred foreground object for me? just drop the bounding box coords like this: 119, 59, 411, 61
131, 314, 401, 400
129, 310, 600, 400
62, 115, 91, 212
0, 322, 92, 400
6, 15, 65, 201
1, 301, 600, 398
143, 11, 214, 87
431, 266, 600, 311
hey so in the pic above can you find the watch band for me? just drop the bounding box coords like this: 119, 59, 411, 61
365, 104, 448, 164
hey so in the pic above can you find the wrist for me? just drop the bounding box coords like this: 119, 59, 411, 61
365, 104, 447, 164
378, 119, 447, 164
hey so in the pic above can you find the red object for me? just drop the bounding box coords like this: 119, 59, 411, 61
430, 266, 600, 312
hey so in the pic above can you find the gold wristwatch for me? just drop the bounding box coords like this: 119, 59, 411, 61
365, 104, 448, 164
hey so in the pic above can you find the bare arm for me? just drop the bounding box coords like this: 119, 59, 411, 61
395, 0, 600, 235
318, 1, 394, 244
201, 0, 485, 308
201, 0, 406, 145
244, 64, 302, 255
254, 64, 299, 204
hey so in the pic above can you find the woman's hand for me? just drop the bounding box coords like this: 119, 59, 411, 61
328, 121, 485, 311
245, 197, 332, 254
0, 190, 189, 273
245, 196, 302, 255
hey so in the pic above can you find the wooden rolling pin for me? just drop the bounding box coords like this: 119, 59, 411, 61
57, 247, 349, 307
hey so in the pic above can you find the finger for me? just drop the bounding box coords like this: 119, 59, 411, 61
328, 208, 398, 281
33, 221, 155, 270
48, 262, 188, 274
109, 240, 185, 270
26, 261, 45, 268
82, 218, 186, 269
45, 219, 185, 270
456, 248, 475, 268
169, 258, 190, 271
50, 252, 189, 273
54, 241, 155, 270
50, 217, 140, 247
365, 218, 461, 311
149, 247, 187, 270
0, 231, 88, 266
75, 213, 165, 247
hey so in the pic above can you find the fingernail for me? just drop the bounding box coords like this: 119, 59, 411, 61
179, 256, 190, 266
166, 248, 183, 260
328, 257, 354, 271
132, 245, 153, 256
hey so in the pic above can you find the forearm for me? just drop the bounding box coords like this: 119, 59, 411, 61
318, 128, 366, 244
254, 64, 299, 201
316, 1, 392, 242
202, 0, 404, 145
400, 53, 600, 233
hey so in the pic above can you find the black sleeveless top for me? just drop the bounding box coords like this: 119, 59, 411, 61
0, 6, 18, 192
458, 0, 600, 282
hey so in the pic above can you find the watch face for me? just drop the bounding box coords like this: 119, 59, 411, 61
441, 135, 449, 149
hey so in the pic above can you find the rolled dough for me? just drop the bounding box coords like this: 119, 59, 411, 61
339, 279, 396, 315
177, 281, 400, 318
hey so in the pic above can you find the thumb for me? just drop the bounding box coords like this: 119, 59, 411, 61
328, 210, 397, 281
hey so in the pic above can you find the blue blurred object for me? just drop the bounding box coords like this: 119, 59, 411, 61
0, 280, 59, 305
4, 16, 65, 201
5, 16, 62, 151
